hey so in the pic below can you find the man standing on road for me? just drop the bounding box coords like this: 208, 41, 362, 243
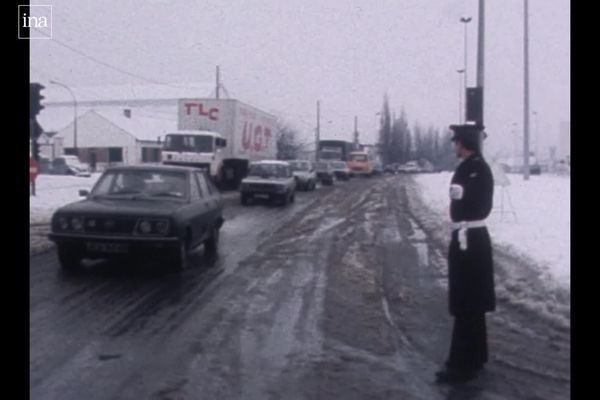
436, 125, 495, 384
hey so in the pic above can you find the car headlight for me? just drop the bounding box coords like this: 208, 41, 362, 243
71, 217, 84, 231
155, 220, 169, 235
58, 217, 69, 231
135, 218, 170, 235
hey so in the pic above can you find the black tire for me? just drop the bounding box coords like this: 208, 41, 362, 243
281, 192, 288, 206
204, 226, 220, 257
290, 191, 295, 203
57, 244, 83, 272
241, 193, 249, 205
171, 236, 189, 271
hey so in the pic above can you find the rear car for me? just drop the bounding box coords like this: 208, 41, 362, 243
51, 155, 92, 177
48, 165, 224, 272
330, 161, 351, 181
240, 161, 296, 205
315, 161, 335, 185
288, 160, 317, 191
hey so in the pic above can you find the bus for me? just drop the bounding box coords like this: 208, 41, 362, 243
347, 150, 374, 176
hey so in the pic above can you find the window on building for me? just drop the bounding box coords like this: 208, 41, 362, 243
108, 147, 123, 162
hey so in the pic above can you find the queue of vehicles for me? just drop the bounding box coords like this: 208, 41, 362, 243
46, 103, 432, 273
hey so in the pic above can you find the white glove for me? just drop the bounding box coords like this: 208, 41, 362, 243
449, 184, 464, 200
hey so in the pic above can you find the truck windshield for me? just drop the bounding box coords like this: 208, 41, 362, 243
319, 150, 341, 160
164, 134, 214, 152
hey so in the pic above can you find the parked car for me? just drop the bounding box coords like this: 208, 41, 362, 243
48, 165, 224, 272
51, 155, 91, 177
398, 161, 421, 173
240, 160, 296, 205
315, 161, 335, 185
288, 160, 317, 191
329, 161, 351, 181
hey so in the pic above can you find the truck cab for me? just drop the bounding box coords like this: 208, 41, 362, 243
161, 130, 227, 182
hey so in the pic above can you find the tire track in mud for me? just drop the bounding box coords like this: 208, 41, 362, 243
30, 189, 329, 400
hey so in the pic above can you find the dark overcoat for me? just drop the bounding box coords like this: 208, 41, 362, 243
448, 153, 495, 316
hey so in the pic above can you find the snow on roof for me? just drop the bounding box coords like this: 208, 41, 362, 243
91, 109, 177, 142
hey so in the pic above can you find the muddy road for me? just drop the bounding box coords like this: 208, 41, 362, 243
30, 175, 570, 400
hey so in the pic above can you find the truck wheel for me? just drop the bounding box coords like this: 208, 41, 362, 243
204, 226, 219, 257
57, 244, 83, 272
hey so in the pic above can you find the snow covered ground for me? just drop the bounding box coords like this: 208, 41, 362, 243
29, 174, 102, 225
413, 171, 570, 291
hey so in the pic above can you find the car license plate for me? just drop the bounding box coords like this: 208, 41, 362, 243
86, 242, 129, 254
254, 194, 269, 199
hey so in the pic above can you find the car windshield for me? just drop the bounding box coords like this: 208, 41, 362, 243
248, 164, 289, 178
92, 169, 188, 199
350, 154, 368, 162
289, 161, 310, 172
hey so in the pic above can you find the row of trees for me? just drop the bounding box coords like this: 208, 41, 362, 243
276, 95, 460, 170
377, 95, 457, 171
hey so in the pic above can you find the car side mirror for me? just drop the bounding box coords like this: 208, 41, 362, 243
79, 189, 89, 197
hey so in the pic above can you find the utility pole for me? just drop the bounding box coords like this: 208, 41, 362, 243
216, 66, 220, 100
457, 69, 465, 123
523, 0, 530, 180
316, 101, 320, 161
354, 115, 359, 146
476, 0, 485, 152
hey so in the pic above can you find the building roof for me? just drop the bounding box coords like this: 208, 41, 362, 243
92, 109, 176, 142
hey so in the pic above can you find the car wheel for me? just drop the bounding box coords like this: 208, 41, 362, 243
241, 193, 249, 205
290, 191, 295, 203
281, 192, 288, 206
57, 244, 83, 272
204, 226, 220, 257
172, 236, 190, 271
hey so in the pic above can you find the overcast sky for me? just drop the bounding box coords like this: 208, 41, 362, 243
30, 0, 570, 159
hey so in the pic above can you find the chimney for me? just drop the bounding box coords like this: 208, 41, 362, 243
123, 109, 131, 118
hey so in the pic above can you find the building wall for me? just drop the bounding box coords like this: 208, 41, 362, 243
57, 111, 136, 149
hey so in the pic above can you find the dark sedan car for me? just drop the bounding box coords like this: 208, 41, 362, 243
48, 165, 224, 272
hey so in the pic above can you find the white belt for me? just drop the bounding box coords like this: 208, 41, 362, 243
451, 220, 486, 251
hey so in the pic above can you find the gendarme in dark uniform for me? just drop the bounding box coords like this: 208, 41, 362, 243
436, 126, 495, 384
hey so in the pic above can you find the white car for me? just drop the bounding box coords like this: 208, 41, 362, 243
288, 160, 317, 191
240, 161, 297, 206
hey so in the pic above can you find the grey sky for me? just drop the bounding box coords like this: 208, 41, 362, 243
30, 0, 570, 158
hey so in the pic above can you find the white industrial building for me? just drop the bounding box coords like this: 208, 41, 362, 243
37, 82, 212, 171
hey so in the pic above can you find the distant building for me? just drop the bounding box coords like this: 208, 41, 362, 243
36, 82, 212, 171
54, 109, 175, 171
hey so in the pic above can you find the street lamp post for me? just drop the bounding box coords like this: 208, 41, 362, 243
460, 16, 472, 91
532, 111, 538, 160
49, 80, 78, 152
457, 69, 465, 123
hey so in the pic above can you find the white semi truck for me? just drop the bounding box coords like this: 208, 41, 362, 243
162, 99, 278, 188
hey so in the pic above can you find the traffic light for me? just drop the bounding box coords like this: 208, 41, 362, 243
465, 87, 483, 126
30, 82, 45, 117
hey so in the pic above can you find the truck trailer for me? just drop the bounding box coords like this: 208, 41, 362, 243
161, 99, 278, 188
